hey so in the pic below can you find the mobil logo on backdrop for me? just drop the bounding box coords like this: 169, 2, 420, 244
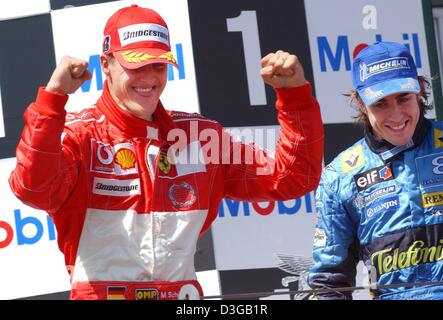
218, 193, 314, 218
0, 208, 56, 249
317, 33, 422, 72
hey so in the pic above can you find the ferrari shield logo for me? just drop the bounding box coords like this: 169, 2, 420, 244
159, 154, 171, 174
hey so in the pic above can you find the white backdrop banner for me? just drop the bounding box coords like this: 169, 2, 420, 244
0, 158, 70, 299
305, 0, 433, 124
211, 125, 317, 271
50, 0, 200, 114
213, 193, 316, 271
0, 0, 50, 21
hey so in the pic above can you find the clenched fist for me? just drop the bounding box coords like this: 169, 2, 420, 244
45, 56, 92, 95
261, 50, 306, 88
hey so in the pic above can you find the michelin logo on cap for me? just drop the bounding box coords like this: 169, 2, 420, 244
359, 57, 410, 82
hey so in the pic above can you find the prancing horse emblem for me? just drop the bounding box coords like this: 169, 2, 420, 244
159, 154, 171, 174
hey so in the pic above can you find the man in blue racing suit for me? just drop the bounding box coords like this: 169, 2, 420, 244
308, 41, 443, 300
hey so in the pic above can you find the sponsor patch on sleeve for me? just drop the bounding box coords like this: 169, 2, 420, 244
313, 228, 327, 247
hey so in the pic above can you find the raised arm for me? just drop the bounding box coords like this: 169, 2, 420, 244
9, 56, 91, 212
224, 50, 324, 201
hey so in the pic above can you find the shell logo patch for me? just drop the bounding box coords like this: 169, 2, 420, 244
114, 148, 136, 170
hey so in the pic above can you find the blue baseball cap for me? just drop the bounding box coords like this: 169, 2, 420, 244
352, 42, 420, 106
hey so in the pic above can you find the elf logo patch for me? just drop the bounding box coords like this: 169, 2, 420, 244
354, 163, 394, 192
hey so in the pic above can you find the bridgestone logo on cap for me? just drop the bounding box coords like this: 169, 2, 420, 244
118, 23, 169, 47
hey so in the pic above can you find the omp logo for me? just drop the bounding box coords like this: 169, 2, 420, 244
0, 86, 5, 138
317, 33, 422, 72
135, 289, 159, 300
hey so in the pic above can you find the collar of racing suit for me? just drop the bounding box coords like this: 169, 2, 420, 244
364, 112, 431, 162
96, 80, 177, 139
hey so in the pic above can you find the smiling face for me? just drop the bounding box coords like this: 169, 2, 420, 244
101, 54, 168, 121
361, 92, 421, 146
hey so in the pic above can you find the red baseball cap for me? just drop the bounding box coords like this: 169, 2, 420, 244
102, 4, 178, 69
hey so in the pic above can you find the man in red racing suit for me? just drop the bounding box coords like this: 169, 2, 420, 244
8, 5, 324, 300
